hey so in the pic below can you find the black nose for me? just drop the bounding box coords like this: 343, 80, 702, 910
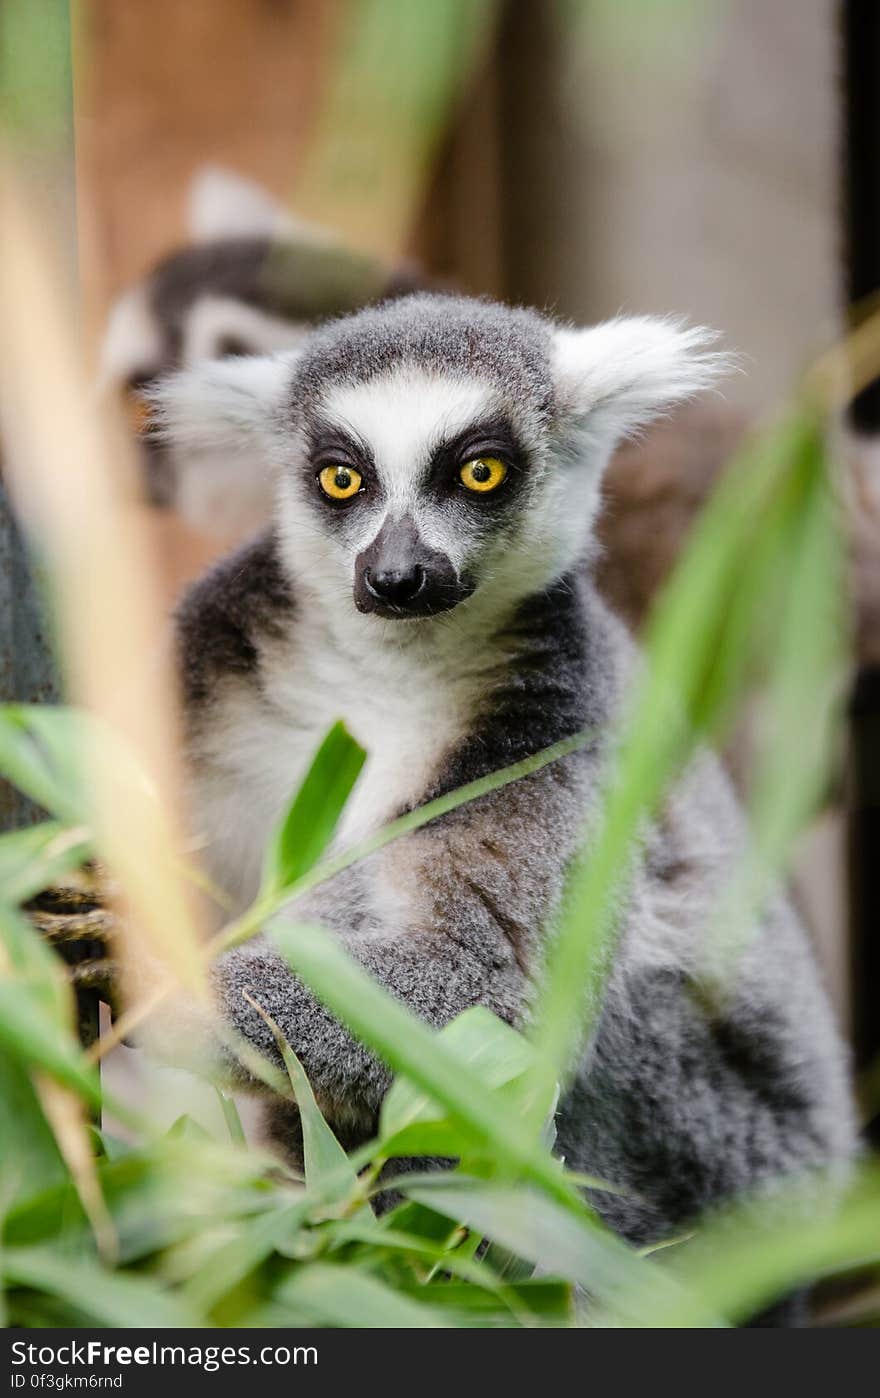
365, 564, 425, 606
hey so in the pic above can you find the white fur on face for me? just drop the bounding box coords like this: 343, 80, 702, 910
276, 364, 608, 639
316, 367, 498, 563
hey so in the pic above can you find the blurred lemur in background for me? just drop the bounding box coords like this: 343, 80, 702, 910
100, 167, 423, 535
149, 291, 855, 1262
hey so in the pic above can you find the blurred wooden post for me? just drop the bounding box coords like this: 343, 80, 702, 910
842, 0, 880, 1141
0, 0, 100, 1050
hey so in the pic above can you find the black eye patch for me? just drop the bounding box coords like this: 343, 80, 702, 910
304, 423, 376, 477
427, 416, 527, 499
216, 335, 254, 359
301, 421, 379, 527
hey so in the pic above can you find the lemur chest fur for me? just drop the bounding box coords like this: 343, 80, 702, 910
187, 611, 496, 912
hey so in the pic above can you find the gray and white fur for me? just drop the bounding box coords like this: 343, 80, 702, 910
154, 292, 855, 1259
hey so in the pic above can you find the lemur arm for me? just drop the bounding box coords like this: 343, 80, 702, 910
213, 913, 522, 1121
209, 763, 584, 1123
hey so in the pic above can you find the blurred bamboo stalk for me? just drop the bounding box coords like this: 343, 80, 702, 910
0, 0, 91, 1054
0, 0, 204, 1002
0, 162, 204, 994
294, 0, 501, 256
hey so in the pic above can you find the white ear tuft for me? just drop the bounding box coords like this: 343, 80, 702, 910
552, 316, 734, 456
187, 164, 336, 247
148, 352, 298, 458
187, 165, 292, 241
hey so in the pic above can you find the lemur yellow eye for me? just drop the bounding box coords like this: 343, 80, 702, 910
459, 456, 507, 493
318, 464, 363, 500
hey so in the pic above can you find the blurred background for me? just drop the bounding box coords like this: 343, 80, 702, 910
4, 0, 875, 1125
77, 0, 838, 400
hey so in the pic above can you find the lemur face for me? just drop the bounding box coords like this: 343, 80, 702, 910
155, 293, 726, 625
288, 354, 557, 620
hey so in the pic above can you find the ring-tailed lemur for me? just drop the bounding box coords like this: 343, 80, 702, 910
100, 167, 422, 533
152, 292, 854, 1252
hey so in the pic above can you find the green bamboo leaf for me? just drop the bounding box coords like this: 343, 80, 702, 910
528, 410, 846, 1119
0, 1055, 68, 1206
242, 989, 358, 1201
214, 1087, 246, 1146
182, 1203, 309, 1314
320, 1216, 560, 1323
275, 1260, 453, 1328
403, 1176, 721, 1327
165, 1114, 212, 1142
381, 1006, 534, 1135
6, 1140, 277, 1266
0, 901, 71, 1023
625, 1167, 880, 1327
2, 1246, 202, 1327
396, 1277, 574, 1326
0, 705, 157, 837
696, 427, 847, 990
0, 982, 100, 1106
222, 730, 595, 952
0, 704, 79, 821
379, 1006, 553, 1160
376, 1198, 467, 1247
261, 721, 366, 898
0, 820, 90, 906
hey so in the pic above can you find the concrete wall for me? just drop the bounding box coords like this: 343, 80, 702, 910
496, 0, 840, 412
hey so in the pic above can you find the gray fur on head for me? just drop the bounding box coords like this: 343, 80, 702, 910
148, 293, 853, 1318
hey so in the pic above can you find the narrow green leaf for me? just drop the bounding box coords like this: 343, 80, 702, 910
0, 820, 90, 906
379, 1006, 554, 1160
215, 1088, 247, 1146
321, 1216, 547, 1321
0, 705, 79, 821
275, 1261, 452, 1328
2, 1246, 202, 1327
396, 1277, 574, 1326
630, 1168, 880, 1327
261, 721, 366, 897
528, 411, 846, 1120
381, 1006, 535, 1138
6, 1141, 277, 1266
221, 729, 596, 952
242, 990, 359, 1201
182, 1203, 308, 1314
403, 1176, 721, 1327
0, 982, 100, 1105
0, 1055, 67, 1206
0, 901, 72, 1024
376, 1198, 467, 1247
165, 1114, 212, 1142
